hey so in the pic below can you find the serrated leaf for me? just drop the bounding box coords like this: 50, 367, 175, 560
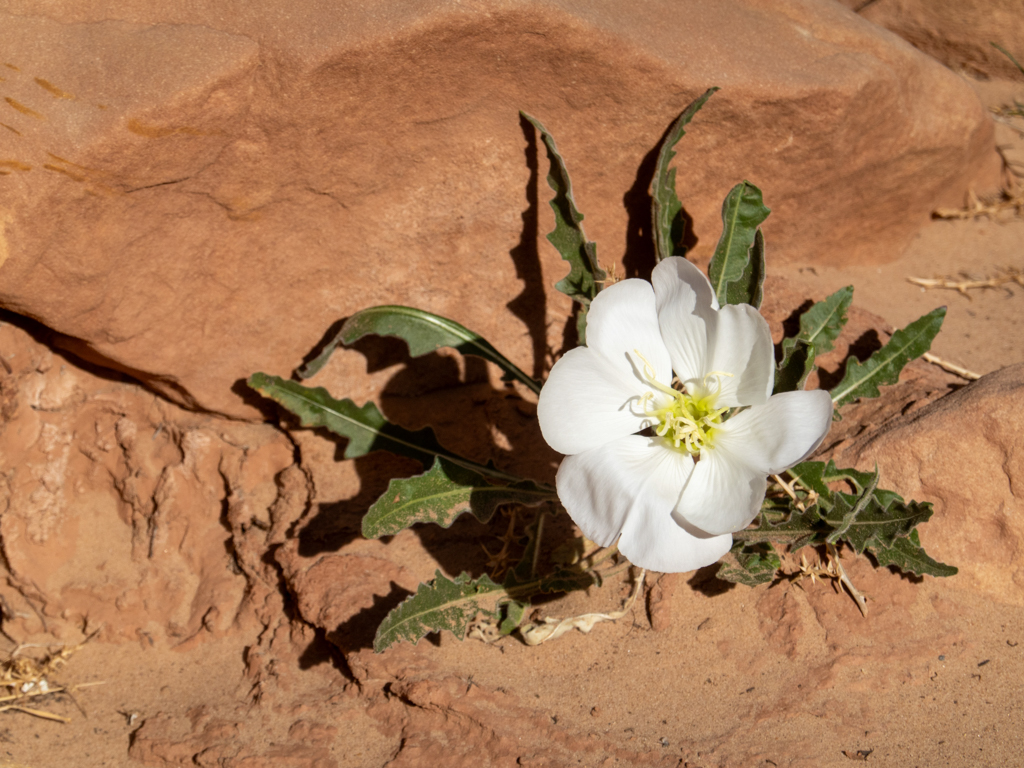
830, 306, 946, 409
362, 456, 555, 538
521, 111, 605, 343
822, 493, 934, 555
716, 542, 781, 586
870, 530, 958, 578
650, 88, 719, 262
374, 561, 597, 651
707, 181, 770, 307
373, 570, 508, 652
775, 286, 854, 394
297, 305, 540, 394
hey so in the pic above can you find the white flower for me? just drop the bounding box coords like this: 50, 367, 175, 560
538, 257, 833, 573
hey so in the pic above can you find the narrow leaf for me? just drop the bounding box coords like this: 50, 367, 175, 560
870, 530, 958, 578
373, 570, 508, 652
362, 456, 555, 538
992, 42, 1024, 77
774, 286, 854, 394
724, 227, 766, 308
521, 111, 605, 343
248, 373, 447, 465
707, 181, 770, 307
830, 307, 946, 409
298, 305, 540, 394
650, 88, 719, 262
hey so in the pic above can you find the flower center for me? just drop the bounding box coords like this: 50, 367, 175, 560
633, 350, 732, 456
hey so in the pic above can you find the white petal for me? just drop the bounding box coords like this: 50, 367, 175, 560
619, 506, 733, 574
703, 303, 775, 407
538, 347, 648, 456
586, 278, 673, 389
675, 446, 767, 536
555, 435, 694, 548
652, 257, 716, 383
714, 389, 833, 473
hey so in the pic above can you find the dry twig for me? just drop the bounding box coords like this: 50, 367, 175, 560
933, 184, 1024, 221
793, 546, 868, 617
0, 630, 103, 722
907, 266, 1024, 298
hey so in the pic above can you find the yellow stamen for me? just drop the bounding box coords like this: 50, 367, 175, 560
631, 351, 733, 455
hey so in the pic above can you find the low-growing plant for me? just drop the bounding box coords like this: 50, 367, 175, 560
248, 90, 956, 653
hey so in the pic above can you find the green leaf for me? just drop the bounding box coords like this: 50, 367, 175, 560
297, 305, 540, 395
373, 570, 508, 652
498, 600, 528, 635
830, 307, 946, 409
373, 561, 597, 651
650, 88, 719, 262
249, 373, 531, 484
870, 530, 958, 578
248, 373, 447, 464
734, 460, 955, 579
707, 181, 770, 307
521, 111, 605, 343
822, 494, 935, 556
774, 286, 854, 394
732, 501, 825, 550
716, 541, 781, 586
362, 456, 555, 538
724, 227, 766, 309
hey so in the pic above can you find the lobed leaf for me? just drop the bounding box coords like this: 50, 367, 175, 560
774, 285, 854, 394
870, 530, 958, 578
362, 456, 555, 538
298, 305, 540, 394
707, 181, 770, 308
830, 306, 946, 410
650, 88, 719, 263
726, 460, 956, 584
373, 570, 508, 652
521, 111, 605, 343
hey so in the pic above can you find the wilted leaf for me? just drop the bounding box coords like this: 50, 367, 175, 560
362, 457, 555, 538
521, 111, 605, 343
707, 181, 770, 308
774, 285, 854, 394
298, 305, 540, 394
650, 88, 719, 263
830, 307, 946, 409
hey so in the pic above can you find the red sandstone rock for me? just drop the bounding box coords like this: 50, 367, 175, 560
0, 317, 300, 644
0, 1, 997, 419
842, 0, 1024, 80
834, 363, 1024, 604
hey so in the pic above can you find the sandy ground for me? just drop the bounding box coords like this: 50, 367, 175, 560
2, 77, 1023, 768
